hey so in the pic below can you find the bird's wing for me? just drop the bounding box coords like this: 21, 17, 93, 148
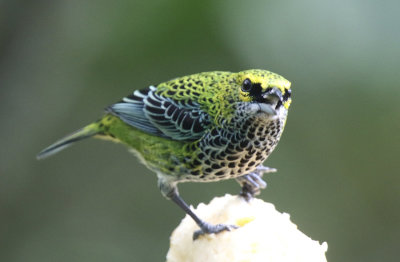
107, 86, 210, 141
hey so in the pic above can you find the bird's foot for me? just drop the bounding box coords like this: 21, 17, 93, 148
238, 178, 264, 201
193, 222, 238, 240
254, 165, 277, 175
237, 165, 276, 201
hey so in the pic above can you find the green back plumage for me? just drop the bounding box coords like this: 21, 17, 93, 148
156, 71, 237, 124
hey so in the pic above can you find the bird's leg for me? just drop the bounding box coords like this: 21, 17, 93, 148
159, 176, 238, 239
236, 165, 277, 201
168, 189, 238, 240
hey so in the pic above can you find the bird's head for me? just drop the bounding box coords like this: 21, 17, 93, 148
234, 69, 292, 117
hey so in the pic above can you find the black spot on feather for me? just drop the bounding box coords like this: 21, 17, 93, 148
146, 105, 164, 115
215, 170, 225, 176
181, 114, 193, 130
192, 119, 203, 133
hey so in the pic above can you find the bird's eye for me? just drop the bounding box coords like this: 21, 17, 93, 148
242, 78, 252, 92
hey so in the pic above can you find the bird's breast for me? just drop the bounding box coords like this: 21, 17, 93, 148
181, 116, 284, 182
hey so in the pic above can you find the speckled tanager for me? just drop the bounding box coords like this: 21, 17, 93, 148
38, 69, 292, 239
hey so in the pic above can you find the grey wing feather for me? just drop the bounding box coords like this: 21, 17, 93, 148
107, 86, 210, 141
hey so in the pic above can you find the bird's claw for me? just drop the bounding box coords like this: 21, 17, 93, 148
239, 181, 263, 201
193, 223, 238, 240
254, 165, 277, 175
237, 165, 276, 201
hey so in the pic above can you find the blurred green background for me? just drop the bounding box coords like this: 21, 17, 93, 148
1, 0, 399, 261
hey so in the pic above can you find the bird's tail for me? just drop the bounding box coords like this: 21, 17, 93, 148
37, 122, 101, 160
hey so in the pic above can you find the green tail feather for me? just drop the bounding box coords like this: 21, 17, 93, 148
37, 122, 100, 160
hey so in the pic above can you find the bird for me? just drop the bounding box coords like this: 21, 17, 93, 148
37, 69, 292, 239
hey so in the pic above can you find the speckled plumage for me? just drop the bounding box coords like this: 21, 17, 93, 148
38, 69, 292, 238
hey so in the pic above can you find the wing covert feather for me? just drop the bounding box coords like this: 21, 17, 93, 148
107, 86, 210, 141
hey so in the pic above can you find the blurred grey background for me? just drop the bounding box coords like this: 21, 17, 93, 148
1, 0, 399, 261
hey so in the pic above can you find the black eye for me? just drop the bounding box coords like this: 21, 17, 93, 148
242, 78, 252, 92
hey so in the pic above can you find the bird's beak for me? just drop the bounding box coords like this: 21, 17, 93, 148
258, 103, 277, 115
262, 87, 283, 103
258, 87, 283, 115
